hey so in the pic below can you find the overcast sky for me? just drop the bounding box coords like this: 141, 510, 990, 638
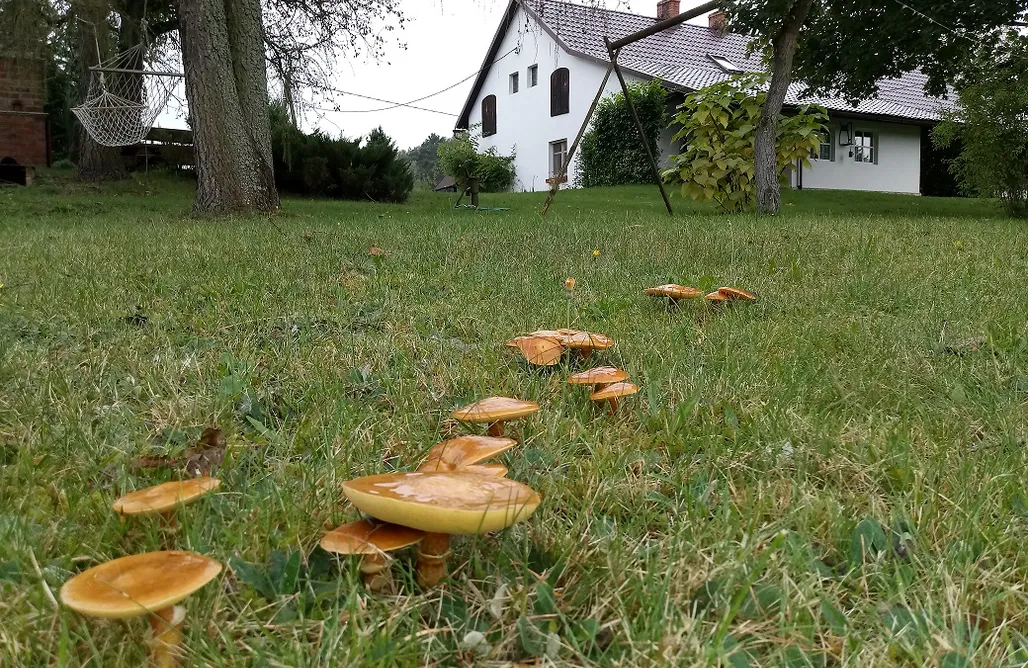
160, 0, 713, 150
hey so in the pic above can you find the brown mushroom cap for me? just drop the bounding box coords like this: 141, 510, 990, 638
60, 551, 222, 619
567, 366, 628, 386
417, 435, 517, 472
452, 397, 540, 424
717, 286, 758, 301
507, 335, 564, 366
461, 463, 509, 476
591, 381, 640, 401
342, 471, 541, 534
558, 330, 614, 351
645, 284, 704, 299
113, 477, 221, 516
705, 290, 730, 303
320, 519, 425, 555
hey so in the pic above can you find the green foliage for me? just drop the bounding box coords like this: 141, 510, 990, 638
662, 74, 826, 211
933, 36, 1028, 218
436, 129, 515, 192
268, 101, 413, 202
401, 133, 446, 189
578, 79, 668, 187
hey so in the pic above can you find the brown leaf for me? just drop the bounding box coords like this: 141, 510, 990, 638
130, 455, 178, 471
184, 427, 227, 476
368, 245, 385, 256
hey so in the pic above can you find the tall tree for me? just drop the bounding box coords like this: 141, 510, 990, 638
724, 0, 1027, 214
177, 0, 279, 213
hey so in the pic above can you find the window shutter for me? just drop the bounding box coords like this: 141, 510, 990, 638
551, 68, 570, 116
873, 132, 879, 165
829, 130, 836, 162
482, 95, 496, 136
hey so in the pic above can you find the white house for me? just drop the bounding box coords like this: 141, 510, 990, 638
455, 0, 957, 195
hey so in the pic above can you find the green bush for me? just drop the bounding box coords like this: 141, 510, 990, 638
933, 36, 1028, 217
578, 79, 668, 188
437, 130, 515, 192
269, 101, 414, 202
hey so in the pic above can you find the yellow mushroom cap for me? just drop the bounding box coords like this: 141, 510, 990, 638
113, 477, 221, 516
717, 286, 758, 301
320, 519, 424, 555
60, 551, 222, 619
507, 335, 563, 366
567, 366, 628, 386
452, 397, 540, 424
417, 435, 517, 472
644, 284, 704, 299
705, 290, 730, 303
591, 381, 640, 401
558, 330, 614, 351
462, 463, 509, 476
342, 471, 541, 534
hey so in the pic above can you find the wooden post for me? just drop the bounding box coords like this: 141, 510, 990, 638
470, 178, 480, 208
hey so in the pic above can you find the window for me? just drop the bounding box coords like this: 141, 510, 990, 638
528, 64, 538, 87
853, 130, 876, 164
509, 72, 519, 94
708, 54, 743, 73
811, 130, 834, 161
550, 68, 570, 116
550, 139, 568, 179
482, 95, 497, 137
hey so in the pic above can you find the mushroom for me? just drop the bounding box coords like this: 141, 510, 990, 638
556, 329, 614, 359
113, 477, 221, 529
417, 435, 517, 472
705, 290, 731, 304
60, 550, 222, 667
645, 284, 704, 303
342, 470, 541, 587
461, 463, 509, 476
591, 381, 640, 414
452, 397, 540, 437
716, 286, 758, 302
320, 519, 425, 593
567, 366, 629, 393
506, 333, 564, 366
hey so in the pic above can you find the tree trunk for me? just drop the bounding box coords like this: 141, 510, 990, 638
75, 0, 127, 182
178, 0, 279, 214
754, 0, 815, 215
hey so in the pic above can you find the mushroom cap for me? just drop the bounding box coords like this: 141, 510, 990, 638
567, 366, 629, 386
113, 477, 221, 516
320, 519, 424, 555
462, 463, 509, 476
417, 435, 517, 472
591, 381, 641, 401
705, 290, 730, 303
558, 330, 614, 351
645, 284, 704, 299
60, 551, 222, 619
507, 334, 563, 366
717, 286, 758, 301
452, 397, 540, 424
342, 471, 541, 534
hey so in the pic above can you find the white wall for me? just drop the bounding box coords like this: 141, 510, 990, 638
468, 6, 643, 191
798, 118, 922, 194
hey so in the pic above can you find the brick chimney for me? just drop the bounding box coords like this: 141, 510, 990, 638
656, 0, 680, 21
708, 9, 728, 33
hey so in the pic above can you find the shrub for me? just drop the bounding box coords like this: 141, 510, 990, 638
662, 74, 827, 211
578, 79, 668, 187
437, 130, 515, 193
933, 36, 1028, 217
268, 101, 414, 202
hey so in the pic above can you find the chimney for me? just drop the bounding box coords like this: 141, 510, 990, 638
708, 9, 728, 33
656, 0, 680, 21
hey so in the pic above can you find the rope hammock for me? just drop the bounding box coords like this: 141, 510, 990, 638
72, 22, 183, 147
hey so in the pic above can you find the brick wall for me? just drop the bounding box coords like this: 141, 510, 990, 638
0, 56, 48, 167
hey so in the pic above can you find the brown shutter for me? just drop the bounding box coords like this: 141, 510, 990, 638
550, 68, 570, 117
482, 95, 496, 136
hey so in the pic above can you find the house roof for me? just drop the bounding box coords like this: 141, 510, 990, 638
456, 0, 956, 129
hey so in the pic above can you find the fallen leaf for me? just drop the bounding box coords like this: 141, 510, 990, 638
130, 455, 178, 471
184, 427, 227, 476
369, 245, 384, 256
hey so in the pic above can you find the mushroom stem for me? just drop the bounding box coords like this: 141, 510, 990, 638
580, 349, 594, 360
593, 382, 611, 392
359, 553, 393, 594
147, 605, 185, 668
487, 421, 506, 437
158, 510, 178, 530
607, 397, 619, 414
416, 533, 451, 587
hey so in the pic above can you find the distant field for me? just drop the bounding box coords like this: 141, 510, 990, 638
2, 173, 1026, 666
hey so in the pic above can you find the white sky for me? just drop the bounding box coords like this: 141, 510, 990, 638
159, 0, 714, 150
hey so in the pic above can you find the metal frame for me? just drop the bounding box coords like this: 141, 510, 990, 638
541, 0, 720, 216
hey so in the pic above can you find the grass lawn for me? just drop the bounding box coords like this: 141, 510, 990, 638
2, 172, 1028, 666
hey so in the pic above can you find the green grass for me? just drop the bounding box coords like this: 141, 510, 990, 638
2, 172, 1027, 666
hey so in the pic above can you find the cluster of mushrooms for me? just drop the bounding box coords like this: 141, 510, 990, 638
645, 284, 758, 305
